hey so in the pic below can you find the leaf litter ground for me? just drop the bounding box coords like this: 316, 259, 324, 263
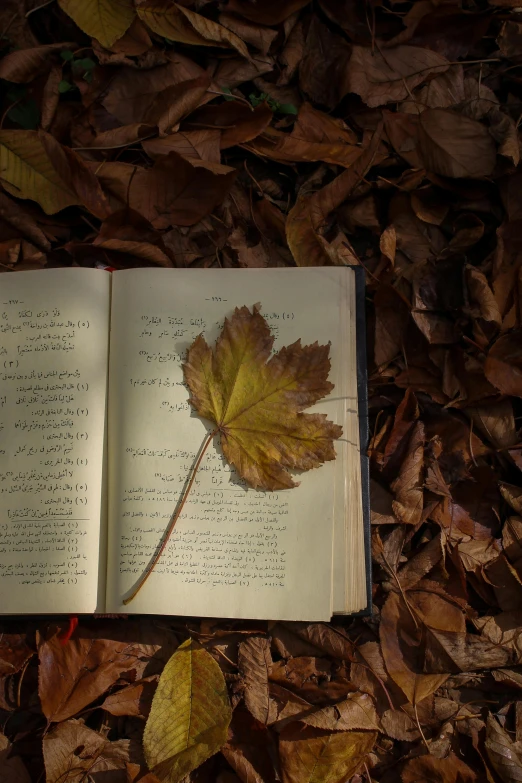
1, 0, 522, 781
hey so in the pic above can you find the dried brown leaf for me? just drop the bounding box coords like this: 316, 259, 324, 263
346, 45, 449, 108
238, 637, 276, 725
402, 752, 477, 783
486, 713, 522, 783
38, 632, 143, 722
485, 331, 522, 398
43, 718, 131, 783
279, 724, 377, 783
417, 108, 497, 179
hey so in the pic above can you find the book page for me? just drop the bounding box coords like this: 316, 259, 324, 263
106, 268, 355, 621
0, 269, 110, 613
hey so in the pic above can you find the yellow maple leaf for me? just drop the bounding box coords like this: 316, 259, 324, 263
184, 303, 342, 491
124, 304, 341, 603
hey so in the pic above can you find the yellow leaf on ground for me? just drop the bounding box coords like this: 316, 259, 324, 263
143, 639, 232, 783
279, 724, 377, 783
183, 304, 342, 490
0, 130, 79, 215
137, 1, 250, 59
58, 0, 136, 49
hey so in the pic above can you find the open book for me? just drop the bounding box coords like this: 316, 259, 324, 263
0, 267, 370, 621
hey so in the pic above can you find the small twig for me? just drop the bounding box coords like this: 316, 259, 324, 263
71, 132, 157, 151
17, 656, 31, 707
469, 418, 478, 467
0, 98, 23, 129
206, 88, 253, 110
123, 428, 218, 604
26, 0, 55, 17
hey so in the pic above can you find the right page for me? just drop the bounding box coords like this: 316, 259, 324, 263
106, 268, 363, 620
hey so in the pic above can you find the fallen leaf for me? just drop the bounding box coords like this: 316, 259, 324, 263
238, 637, 276, 725
286, 125, 383, 266
298, 17, 352, 109
0, 732, 31, 783
486, 713, 522, 783
417, 109, 497, 179
485, 331, 522, 397
142, 130, 221, 162
380, 591, 451, 704
95, 152, 236, 228
391, 421, 425, 526
137, 2, 250, 59
489, 108, 520, 167
222, 707, 278, 783
183, 304, 342, 490
186, 102, 273, 149
0, 43, 75, 83
225, 0, 311, 25
101, 677, 157, 717
102, 55, 205, 125
346, 45, 449, 108
143, 639, 232, 783
303, 693, 380, 732
148, 74, 212, 136
38, 631, 143, 722
43, 718, 131, 783
402, 752, 477, 783
0, 130, 80, 215
0, 633, 33, 676
279, 724, 377, 783
58, 0, 136, 49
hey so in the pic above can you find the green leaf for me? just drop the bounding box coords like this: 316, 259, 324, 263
143, 639, 231, 783
73, 57, 96, 71
60, 49, 74, 61
8, 100, 39, 130
58, 80, 74, 94
280, 103, 298, 115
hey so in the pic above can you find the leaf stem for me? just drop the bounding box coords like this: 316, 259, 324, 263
123, 427, 218, 605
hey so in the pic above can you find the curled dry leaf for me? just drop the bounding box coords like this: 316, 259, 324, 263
485, 331, 522, 398
486, 713, 522, 783
286, 125, 383, 266
137, 1, 250, 60
43, 718, 131, 783
238, 636, 276, 725
143, 639, 232, 783
184, 304, 342, 490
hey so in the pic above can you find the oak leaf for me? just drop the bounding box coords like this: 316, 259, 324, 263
143, 639, 232, 783
183, 304, 342, 490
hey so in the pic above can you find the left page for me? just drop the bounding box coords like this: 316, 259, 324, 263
0, 269, 111, 613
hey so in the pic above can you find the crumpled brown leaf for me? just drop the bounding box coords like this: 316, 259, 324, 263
43, 718, 132, 783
